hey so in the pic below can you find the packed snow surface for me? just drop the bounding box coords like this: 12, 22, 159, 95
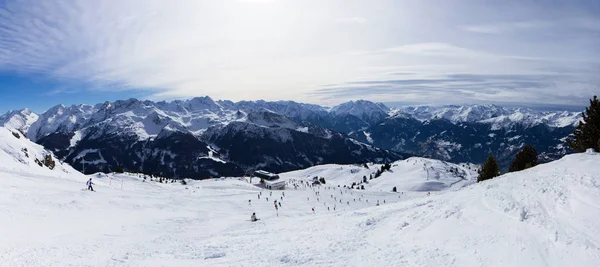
0, 134, 599, 266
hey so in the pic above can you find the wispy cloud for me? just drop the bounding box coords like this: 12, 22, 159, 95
463, 18, 600, 34
462, 21, 550, 34
0, 0, 597, 108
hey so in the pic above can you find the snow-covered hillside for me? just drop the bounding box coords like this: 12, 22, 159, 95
280, 157, 477, 192
1, 148, 598, 266
0, 127, 80, 176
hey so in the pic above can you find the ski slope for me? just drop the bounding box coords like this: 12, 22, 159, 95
0, 128, 599, 266
279, 157, 477, 193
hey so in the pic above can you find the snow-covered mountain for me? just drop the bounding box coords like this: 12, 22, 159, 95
25, 97, 240, 142
204, 121, 401, 173
352, 115, 575, 169
2, 97, 401, 178
0, 108, 39, 134
398, 104, 581, 130
330, 100, 390, 124
0, 97, 583, 176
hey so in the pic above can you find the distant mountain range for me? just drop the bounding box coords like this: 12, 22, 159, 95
0, 97, 581, 178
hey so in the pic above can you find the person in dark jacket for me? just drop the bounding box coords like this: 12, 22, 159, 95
86, 178, 94, 191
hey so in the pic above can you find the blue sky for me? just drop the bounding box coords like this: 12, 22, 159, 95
0, 0, 598, 113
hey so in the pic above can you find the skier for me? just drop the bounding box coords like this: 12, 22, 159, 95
249, 200, 251, 206
312, 207, 315, 214
251, 212, 258, 222
86, 178, 94, 191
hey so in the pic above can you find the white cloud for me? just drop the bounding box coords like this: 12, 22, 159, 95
383, 43, 484, 58
0, 0, 597, 106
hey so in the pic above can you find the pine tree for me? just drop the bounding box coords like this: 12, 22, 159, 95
509, 145, 538, 172
363, 176, 367, 183
392, 186, 397, 192
477, 154, 499, 182
567, 95, 600, 152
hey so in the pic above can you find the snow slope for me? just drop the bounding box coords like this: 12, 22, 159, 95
0, 127, 80, 176
279, 157, 477, 193
1, 149, 599, 266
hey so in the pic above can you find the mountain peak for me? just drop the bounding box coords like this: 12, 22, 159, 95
330, 100, 390, 123
0, 108, 39, 134
185, 96, 221, 111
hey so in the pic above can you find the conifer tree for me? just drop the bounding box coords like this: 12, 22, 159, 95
509, 145, 538, 172
477, 154, 499, 182
567, 95, 600, 152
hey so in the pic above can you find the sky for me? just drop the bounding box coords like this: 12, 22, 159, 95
0, 0, 598, 113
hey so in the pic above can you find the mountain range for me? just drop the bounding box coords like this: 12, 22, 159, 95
0, 97, 581, 178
